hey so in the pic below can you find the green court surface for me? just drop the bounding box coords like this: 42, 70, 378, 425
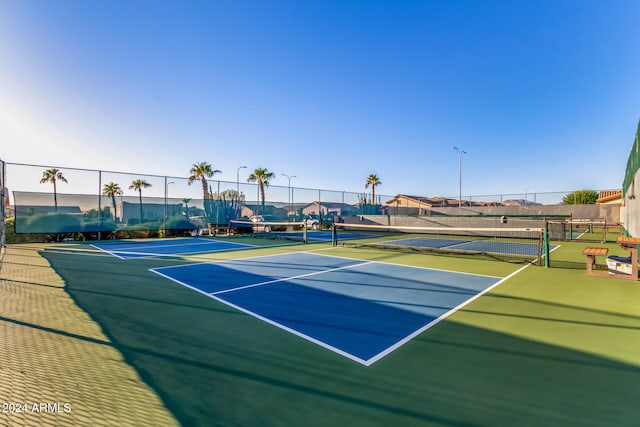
1, 236, 639, 426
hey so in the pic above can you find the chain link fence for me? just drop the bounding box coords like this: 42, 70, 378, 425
1, 159, 6, 253
2, 161, 619, 237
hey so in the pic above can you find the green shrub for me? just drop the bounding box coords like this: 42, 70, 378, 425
563, 190, 598, 204
123, 221, 162, 231
164, 216, 196, 237
5, 217, 51, 243
22, 213, 82, 233
165, 216, 196, 230
82, 221, 118, 232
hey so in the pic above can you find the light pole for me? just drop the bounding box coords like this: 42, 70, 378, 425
236, 165, 247, 196
164, 180, 174, 237
281, 173, 296, 220
525, 186, 533, 207
453, 147, 467, 216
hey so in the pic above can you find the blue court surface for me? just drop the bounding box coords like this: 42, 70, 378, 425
92, 238, 256, 259
150, 252, 503, 365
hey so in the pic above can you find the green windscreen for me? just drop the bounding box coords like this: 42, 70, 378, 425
13, 191, 199, 235
623, 120, 640, 197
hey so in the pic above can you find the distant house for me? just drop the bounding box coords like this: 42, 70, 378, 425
282, 203, 307, 217
240, 204, 288, 220
502, 199, 542, 207
597, 189, 622, 205
384, 194, 462, 215
302, 201, 359, 217
385, 194, 502, 214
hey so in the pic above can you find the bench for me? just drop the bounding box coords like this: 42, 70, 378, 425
582, 247, 609, 277
613, 237, 640, 280
582, 238, 640, 280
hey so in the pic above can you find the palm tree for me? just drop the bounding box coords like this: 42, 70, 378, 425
129, 179, 151, 222
39, 168, 68, 211
102, 182, 123, 221
365, 174, 382, 204
182, 198, 192, 219
247, 168, 274, 208
188, 162, 221, 200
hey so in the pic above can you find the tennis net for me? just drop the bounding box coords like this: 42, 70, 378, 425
228, 220, 308, 243
547, 218, 608, 243
331, 222, 549, 265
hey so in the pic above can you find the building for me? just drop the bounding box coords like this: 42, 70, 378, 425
301, 201, 359, 217
384, 194, 463, 215
384, 194, 502, 214
597, 189, 622, 205
502, 199, 542, 207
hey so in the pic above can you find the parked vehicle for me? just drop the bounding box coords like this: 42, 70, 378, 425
303, 214, 321, 230
249, 215, 287, 232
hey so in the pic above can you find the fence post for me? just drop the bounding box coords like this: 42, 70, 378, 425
544, 223, 550, 268
98, 170, 102, 240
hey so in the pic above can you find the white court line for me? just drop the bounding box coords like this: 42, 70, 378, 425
211, 261, 375, 296
93, 240, 256, 259
90, 243, 127, 260
151, 265, 373, 365
305, 248, 503, 279
96, 238, 226, 251
151, 251, 316, 271
150, 251, 537, 366
364, 262, 533, 366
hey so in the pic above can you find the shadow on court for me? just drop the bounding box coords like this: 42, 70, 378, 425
39, 247, 640, 427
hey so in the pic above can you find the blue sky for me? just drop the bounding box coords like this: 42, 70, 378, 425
1, 0, 639, 202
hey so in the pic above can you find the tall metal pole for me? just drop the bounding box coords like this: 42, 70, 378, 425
164, 180, 174, 237
98, 170, 102, 240
453, 147, 466, 216
281, 173, 296, 219
236, 165, 247, 196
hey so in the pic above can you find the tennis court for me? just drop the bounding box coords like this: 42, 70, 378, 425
92, 237, 257, 259
151, 252, 502, 365
3, 237, 640, 427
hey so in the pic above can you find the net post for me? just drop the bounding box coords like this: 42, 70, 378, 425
331, 222, 337, 246
543, 223, 550, 268
303, 221, 308, 244
98, 170, 103, 241
569, 213, 573, 241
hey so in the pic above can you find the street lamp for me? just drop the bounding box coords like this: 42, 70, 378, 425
281, 173, 297, 220
453, 147, 467, 216
163, 180, 174, 237
236, 165, 247, 195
